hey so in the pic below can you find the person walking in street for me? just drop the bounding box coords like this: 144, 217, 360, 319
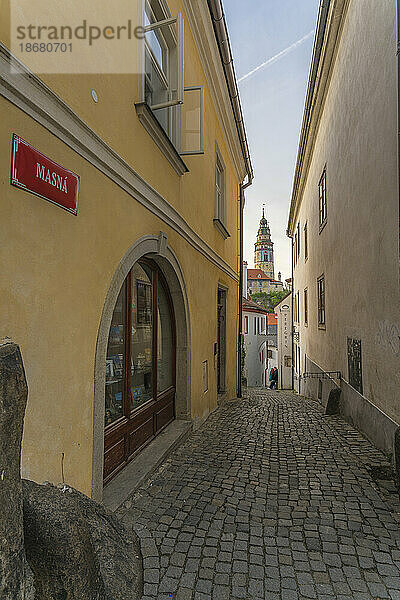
269, 367, 278, 390
269, 367, 275, 389
273, 366, 279, 390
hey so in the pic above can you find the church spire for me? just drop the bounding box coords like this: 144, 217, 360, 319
254, 206, 275, 279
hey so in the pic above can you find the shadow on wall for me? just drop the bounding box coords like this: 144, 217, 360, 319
302, 355, 399, 461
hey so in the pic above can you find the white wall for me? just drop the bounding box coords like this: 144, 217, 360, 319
243, 262, 248, 299
291, 0, 400, 448
243, 312, 267, 387
275, 295, 293, 390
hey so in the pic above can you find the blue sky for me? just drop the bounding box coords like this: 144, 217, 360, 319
224, 0, 320, 281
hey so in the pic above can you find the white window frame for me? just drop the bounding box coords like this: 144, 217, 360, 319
180, 85, 205, 155
304, 221, 308, 261
143, 1, 184, 111
317, 275, 326, 327
140, 0, 184, 149
319, 168, 327, 229
213, 143, 229, 237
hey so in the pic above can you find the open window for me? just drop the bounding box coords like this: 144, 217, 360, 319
143, 0, 184, 147
213, 143, 229, 238
180, 86, 205, 155
137, 0, 205, 172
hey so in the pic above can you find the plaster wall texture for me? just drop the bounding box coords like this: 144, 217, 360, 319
243, 313, 267, 387
275, 295, 292, 390
0, 0, 243, 495
292, 0, 400, 444
0, 0, 243, 267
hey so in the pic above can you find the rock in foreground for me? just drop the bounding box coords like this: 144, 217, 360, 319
0, 341, 35, 599
23, 479, 142, 600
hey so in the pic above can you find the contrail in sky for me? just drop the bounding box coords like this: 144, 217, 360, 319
238, 30, 314, 83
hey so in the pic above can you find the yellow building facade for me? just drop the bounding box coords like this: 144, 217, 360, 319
0, 0, 252, 499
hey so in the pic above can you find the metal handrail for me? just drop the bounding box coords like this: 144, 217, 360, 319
302, 371, 341, 380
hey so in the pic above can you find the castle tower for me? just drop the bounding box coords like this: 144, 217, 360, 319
254, 208, 275, 279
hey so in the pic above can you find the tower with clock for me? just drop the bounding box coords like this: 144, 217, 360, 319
254, 207, 275, 279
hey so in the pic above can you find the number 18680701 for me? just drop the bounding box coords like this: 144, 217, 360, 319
19, 42, 73, 53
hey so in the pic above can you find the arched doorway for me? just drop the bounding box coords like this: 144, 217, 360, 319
92, 234, 191, 501
103, 258, 176, 482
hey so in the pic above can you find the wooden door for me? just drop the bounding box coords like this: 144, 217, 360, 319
217, 289, 226, 393
104, 259, 176, 483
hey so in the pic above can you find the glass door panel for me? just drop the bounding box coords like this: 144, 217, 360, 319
157, 280, 174, 393
105, 286, 125, 426
130, 263, 153, 409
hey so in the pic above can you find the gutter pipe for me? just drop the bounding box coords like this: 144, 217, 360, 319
207, 0, 254, 186
397, 0, 400, 268
206, 0, 253, 397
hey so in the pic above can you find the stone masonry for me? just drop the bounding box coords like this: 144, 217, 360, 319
116, 389, 400, 600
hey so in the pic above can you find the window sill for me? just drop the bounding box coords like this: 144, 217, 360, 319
319, 220, 327, 234
135, 102, 189, 176
213, 218, 230, 239
318, 324, 326, 330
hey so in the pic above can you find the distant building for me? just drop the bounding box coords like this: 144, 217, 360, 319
275, 295, 293, 390
248, 209, 285, 297
266, 313, 278, 373
242, 297, 268, 387
247, 269, 284, 296
243, 261, 248, 298
254, 208, 275, 278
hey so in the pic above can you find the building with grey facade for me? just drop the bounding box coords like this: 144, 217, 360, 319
287, 0, 400, 454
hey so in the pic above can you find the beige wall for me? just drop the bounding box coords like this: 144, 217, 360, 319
275, 295, 292, 390
0, 0, 242, 266
0, 0, 244, 495
291, 0, 400, 425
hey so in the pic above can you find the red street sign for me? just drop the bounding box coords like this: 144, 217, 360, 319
10, 134, 79, 215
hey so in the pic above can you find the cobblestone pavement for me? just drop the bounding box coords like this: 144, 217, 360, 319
115, 389, 400, 600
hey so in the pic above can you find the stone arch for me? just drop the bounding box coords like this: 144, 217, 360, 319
92, 233, 191, 501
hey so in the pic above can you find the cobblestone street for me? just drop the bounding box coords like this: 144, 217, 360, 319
116, 389, 400, 600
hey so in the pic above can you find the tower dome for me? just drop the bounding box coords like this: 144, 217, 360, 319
254, 208, 275, 279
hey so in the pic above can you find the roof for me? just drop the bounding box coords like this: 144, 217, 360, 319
247, 270, 283, 284
247, 269, 272, 281
287, 0, 347, 236
273, 292, 292, 311
207, 0, 253, 185
242, 297, 268, 315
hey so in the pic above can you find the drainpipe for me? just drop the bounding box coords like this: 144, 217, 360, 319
237, 186, 244, 397
237, 178, 253, 398
207, 0, 254, 187
397, 0, 400, 269
290, 236, 294, 391
395, 0, 400, 486
206, 0, 254, 397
